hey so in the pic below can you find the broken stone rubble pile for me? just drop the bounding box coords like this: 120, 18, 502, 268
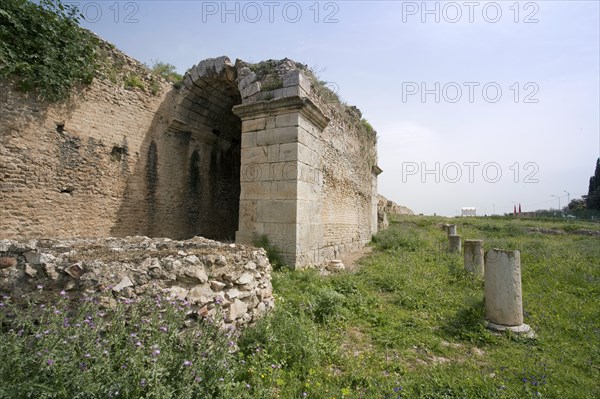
0, 236, 274, 328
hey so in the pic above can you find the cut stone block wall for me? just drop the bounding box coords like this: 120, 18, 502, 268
232, 67, 380, 268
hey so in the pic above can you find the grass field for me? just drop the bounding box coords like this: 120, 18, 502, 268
241, 216, 600, 398
1, 216, 598, 398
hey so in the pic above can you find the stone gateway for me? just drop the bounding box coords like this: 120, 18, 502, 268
0, 43, 382, 269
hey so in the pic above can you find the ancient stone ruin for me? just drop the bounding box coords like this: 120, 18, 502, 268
0, 236, 273, 328
0, 41, 382, 269
377, 194, 414, 230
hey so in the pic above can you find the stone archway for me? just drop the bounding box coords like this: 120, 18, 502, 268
167, 56, 242, 240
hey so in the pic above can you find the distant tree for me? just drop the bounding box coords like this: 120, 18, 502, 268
586, 158, 600, 210
567, 198, 586, 211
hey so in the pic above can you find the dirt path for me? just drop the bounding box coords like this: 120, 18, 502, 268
340, 245, 373, 272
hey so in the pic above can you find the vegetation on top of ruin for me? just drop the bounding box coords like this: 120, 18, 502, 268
0, 0, 180, 101
1, 216, 598, 397
147, 59, 183, 88
248, 59, 284, 91
96, 42, 168, 96
245, 58, 378, 145
302, 66, 379, 145
0, 0, 99, 101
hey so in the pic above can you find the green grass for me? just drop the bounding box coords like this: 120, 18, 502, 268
1, 216, 598, 398
239, 216, 599, 398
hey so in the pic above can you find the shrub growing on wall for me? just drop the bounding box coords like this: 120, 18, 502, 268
0, 0, 98, 101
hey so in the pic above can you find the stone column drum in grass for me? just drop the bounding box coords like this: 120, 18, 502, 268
447, 224, 457, 236
484, 249, 533, 336
448, 234, 461, 254
464, 239, 484, 276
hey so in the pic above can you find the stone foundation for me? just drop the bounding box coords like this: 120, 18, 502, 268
0, 236, 274, 328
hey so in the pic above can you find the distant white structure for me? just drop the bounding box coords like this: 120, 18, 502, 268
461, 207, 477, 217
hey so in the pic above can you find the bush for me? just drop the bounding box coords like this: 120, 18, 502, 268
149, 59, 182, 86
0, 292, 251, 399
0, 0, 99, 101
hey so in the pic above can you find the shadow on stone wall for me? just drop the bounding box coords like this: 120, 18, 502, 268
110, 65, 242, 241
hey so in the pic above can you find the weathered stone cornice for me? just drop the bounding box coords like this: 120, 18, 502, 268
233, 96, 329, 131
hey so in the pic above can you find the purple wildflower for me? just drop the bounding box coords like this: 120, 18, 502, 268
47, 359, 55, 366
183, 360, 192, 367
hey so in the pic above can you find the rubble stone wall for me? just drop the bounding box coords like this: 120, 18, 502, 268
0, 236, 274, 328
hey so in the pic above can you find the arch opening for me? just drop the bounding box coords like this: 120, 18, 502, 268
165, 57, 242, 241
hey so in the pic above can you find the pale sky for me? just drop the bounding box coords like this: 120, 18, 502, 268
75, 0, 600, 216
